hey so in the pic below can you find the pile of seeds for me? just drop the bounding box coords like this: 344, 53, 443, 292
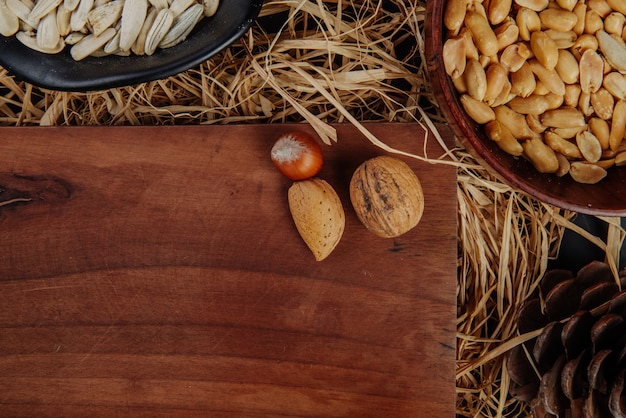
443, 0, 626, 184
0, 0, 220, 61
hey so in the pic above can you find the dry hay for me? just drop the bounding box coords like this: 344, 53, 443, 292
1, 0, 624, 416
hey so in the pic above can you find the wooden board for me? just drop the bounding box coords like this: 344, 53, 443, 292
0, 123, 456, 417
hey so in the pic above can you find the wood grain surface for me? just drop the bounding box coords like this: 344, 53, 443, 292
0, 123, 456, 417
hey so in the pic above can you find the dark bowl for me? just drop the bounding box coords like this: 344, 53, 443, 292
0, 0, 263, 92
424, 0, 626, 216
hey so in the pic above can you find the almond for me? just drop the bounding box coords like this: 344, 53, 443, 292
288, 178, 345, 261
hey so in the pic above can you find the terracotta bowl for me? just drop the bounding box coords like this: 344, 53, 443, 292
424, 0, 626, 216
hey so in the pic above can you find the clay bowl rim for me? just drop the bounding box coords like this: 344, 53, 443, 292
423, 0, 626, 217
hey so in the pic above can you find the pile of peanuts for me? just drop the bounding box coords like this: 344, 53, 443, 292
443, 0, 626, 184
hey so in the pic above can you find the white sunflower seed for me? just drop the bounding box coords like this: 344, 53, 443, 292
159, 3, 203, 49
87, 0, 124, 36
147, 0, 167, 9
28, 0, 62, 21
63, 0, 78, 11
64, 30, 85, 44
144, 8, 173, 55
103, 24, 121, 53
37, 10, 61, 51
130, 6, 157, 55
56, 2, 72, 36
168, 0, 194, 17
16, 29, 65, 53
69, 0, 94, 32
119, 0, 147, 51
6, 0, 38, 29
0, 0, 20, 37
202, 0, 218, 17
70, 25, 115, 60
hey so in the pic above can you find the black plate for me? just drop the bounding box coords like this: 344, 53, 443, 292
0, 0, 263, 92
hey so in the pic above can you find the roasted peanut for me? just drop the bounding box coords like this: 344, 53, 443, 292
465, 11, 499, 57
588, 0, 612, 18
603, 71, 626, 100
597, 30, 626, 74
533, 80, 551, 96
545, 131, 583, 159
545, 29, 577, 48
510, 62, 537, 97
572, 2, 587, 35
541, 107, 586, 128
556, 153, 571, 177
488, 0, 513, 25
514, 0, 549, 12
452, 74, 468, 93
576, 130, 603, 162
589, 117, 611, 149
553, 126, 587, 139
491, 79, 513, 107
579, 49, 605, 93
464, 58, 488, 101
529, 59, 566, 96
615, 151, 626, 166
604, 12, 625, 36
564, 84, 582, 107
593, 158, 615, 170
556, 0, 577, 12
500, 42, 531, 72
460, 94, 496, 124
485, 120, 524, 156
579, 91, 594, 116
590, 88, 615, 119
556, 49, 580, 84
545, 93, 565, 110
584, 9, 605, 35
572, 34, 599, 58
443, 0, 626, 183
539, 8, 578, 31
507, 95, 550, 114
607, 0, 626, 16
444, 0, 470, 31
443, 36, 467, 78
523, 137, 560, 173
495, 105, 539, 139
609, 99, 626, 150
517, 7, 541, 41
495, 17, 520, 50
530, 31, 559, 70
484, 62, 509, 105
526, 113, 547, 133
460, 28, 480, 61
569, 161, 607, 183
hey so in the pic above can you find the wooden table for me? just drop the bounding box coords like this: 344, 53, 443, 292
0, 123, 456, 416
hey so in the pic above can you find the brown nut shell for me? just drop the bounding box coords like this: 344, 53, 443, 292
349, 155, 424, 238
288, 178, 345, 261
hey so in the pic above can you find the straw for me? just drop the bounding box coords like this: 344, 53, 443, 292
1, 1, 623, 415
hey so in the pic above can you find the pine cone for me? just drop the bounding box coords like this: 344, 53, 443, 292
507, 260, 626, 418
